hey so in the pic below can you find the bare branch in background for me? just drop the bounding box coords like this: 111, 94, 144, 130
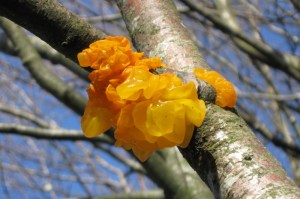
0, 17, 87, 115
0, 123, 114, 144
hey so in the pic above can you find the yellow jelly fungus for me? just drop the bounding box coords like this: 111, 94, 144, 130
78, 36, 208, 161
194, 68, 237, 108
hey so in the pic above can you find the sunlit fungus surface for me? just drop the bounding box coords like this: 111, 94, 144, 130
78, 36, 236, 161
194, 68, 237, 108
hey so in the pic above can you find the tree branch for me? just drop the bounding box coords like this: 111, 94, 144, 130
238, 91, 300, 101
0, 104, 50, 128
238, 106, 300, 157
79, 190, 164, 199
0, 123, 113, 144
0, 17, 87, 115
0, 33, 89, 81
181, 0, 300, 82
116, 0, 300, 198
86, 5, 190, 24
290, 0, 300, 13
0, 0, 106, 62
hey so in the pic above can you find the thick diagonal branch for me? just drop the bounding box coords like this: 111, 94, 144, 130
115, 0, 300, 198
0, 0, 106, 62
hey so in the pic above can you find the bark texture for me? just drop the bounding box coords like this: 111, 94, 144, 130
116, 0, 207, 72
0, 0, 106, 62
115, 0, 300, 198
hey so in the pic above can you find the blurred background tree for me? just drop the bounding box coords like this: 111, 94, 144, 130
0, 0, 299, 198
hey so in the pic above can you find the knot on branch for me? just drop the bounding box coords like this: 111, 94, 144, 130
197, 80, 216, 104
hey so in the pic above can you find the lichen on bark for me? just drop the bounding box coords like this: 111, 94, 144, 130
116, 0, 207, 73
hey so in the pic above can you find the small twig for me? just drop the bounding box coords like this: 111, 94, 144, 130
237, 91, 300, 101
